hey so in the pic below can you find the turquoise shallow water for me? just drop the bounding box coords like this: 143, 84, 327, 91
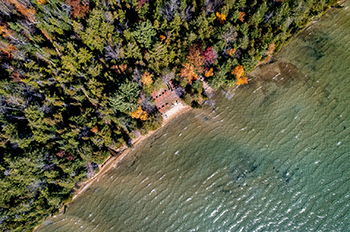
38, 3, 350, 231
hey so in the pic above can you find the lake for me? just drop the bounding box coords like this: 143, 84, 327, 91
37, 2, 350, 231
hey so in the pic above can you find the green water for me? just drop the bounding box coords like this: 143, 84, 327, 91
38, 3, 350, 231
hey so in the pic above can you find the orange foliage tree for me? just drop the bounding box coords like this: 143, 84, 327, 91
226, 48, 236, 57
180, 44, 204, 84
6, 0, 36, 23
0, 42, 17, 59
180, 63, 198, 84
231, 65, 248, 85
65, 0, 90, 19
238, 11, 246, 22
130, 105, 148, 121
186, 44, 204, 73
141, 71, 153, 87
0, 24, 15, 40
235, 76, 248, 85
10, 70, 22, 82
159, 35, 166, 41
204, 68, 214, 77
111, 64, 127, 74
259, 42, 276, 65
90, 126, 98, 133
216, 12, 226, 25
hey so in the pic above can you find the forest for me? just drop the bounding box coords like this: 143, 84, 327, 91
0, 0, 339, 230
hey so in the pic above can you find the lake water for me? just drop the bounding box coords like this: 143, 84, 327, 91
37, 2, 350, 231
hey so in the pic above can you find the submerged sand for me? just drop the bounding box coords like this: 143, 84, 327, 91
70, 102, 192, 203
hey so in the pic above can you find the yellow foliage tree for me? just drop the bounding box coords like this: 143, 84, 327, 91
130, 105, 148, 121
216, 12, 226, 25
141, 71, 153, 87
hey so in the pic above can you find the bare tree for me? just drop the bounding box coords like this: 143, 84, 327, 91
104, 43, 124, 61
221, 26, 237, 51
180, 6, 193, 21
160, 0, 180, 22
132, 68, 142, 87
141, 97, 156, 113
202, 0, 222, 15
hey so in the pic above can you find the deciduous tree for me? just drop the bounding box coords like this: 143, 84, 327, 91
141, 71, 153, 87
216, 12, 226, 24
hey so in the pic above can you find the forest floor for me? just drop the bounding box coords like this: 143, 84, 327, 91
67, 102, 192, 206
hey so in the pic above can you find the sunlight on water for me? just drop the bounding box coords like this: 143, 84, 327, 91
37, 2, 350, 231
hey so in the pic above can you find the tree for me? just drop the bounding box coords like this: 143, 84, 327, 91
221, 25, 237, 50
203, 0, 223, 15
141, 71, 153, 87
216, 12, 226, 24
231, 65, 248, 85
65, 0, 89, 19
180, 63, 198, 84
137, 0, 148, 7
109, 80, 140, 113
124, 41, 143, 60
238, 11, 246, 22
131, 20, 156, 49
202, 46, 217, 66
130, 105, 148, 121
205, 67, 214, 77
160, 0, 180, 22
187, 44, 204, 73
142, 112, 163, 133
226, 48, 236, 57
231, 64, 244, 78
0, 42, 17, 59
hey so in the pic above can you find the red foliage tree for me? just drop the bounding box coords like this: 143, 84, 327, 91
56, 150, 66, 158
10, 70, 22, 82
137, 0, 147, 7
202, 46, 216, 66
66, 154, 75, 161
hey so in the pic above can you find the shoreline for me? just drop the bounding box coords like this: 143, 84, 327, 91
33, 1, 347, 227
67, 103, 191, 204
33, 103, 192, 231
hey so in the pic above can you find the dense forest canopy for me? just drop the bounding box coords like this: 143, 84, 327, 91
0, 0, 339, 230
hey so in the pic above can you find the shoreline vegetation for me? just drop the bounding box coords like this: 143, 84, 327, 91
0, 0, 344, 230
